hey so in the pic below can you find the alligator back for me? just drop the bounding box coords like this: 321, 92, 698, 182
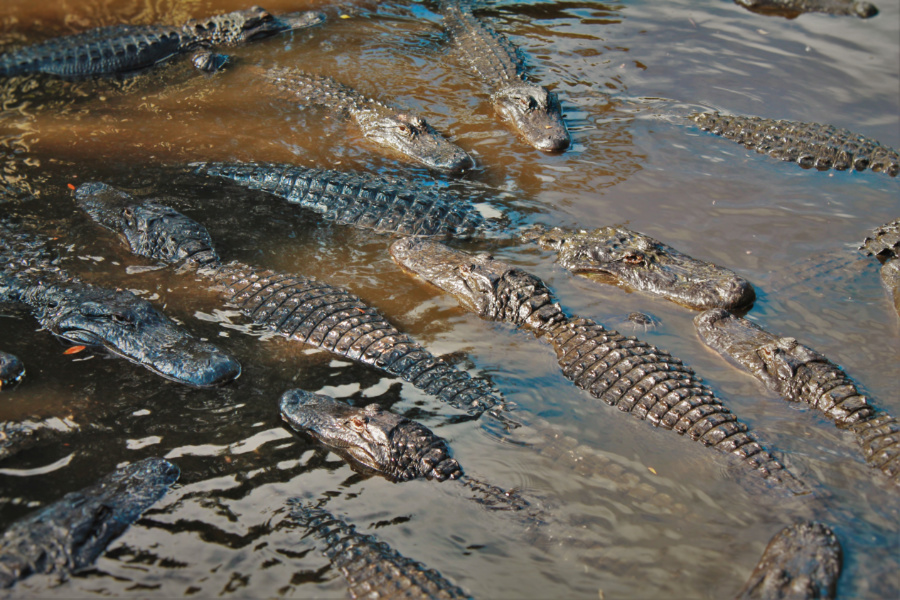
441, 0, 524, 84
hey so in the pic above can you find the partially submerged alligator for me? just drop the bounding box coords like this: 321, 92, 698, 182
76, 182, 506, 417
860, 218, 900, 317
193, 162, 490, 238
737, 521, 842, 600
531, 226, 756, 311
691, 112, 899, 177
439, 0, 570, 152
389, 238, 804, 492
0, 350, 24, 388
733, 0, 878, 18
0, 224, 241, 387
0, 457, 179, 588
262, 68, 475, 173
286, 501, 472, 600
0, 7, 324, 78
694, 309, 900, 486
0, 417, 80, 463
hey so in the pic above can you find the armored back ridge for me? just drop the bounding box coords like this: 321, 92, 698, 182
733, 0, 878, 18
860, 219, 900, 317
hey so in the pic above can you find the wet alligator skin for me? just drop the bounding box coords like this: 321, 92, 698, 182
389, 238, 804, 492
532, 226, 756, 311
734, 0, 878, 18
287, 501, 472, 600
76, 183, 506, 417
0, 417, 80, 463
694, 309, 900, 486
0, 7, 324, 78
737, 521, 842, 600
0, 350, 24, 388
439, 0, 570, 152
263, 68, 475, 173
860, 219, 900, 317
0, 457, 179, 588
691, 112, 899, 176
193, 162, 488, 238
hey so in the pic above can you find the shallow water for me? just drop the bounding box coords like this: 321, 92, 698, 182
0, 0, 898, 598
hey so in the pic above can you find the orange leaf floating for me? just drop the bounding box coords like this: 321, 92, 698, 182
67, 183, 76, 190
63, 345, 87, 355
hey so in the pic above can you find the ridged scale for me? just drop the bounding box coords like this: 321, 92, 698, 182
441, 1, 524, 84
263, 68, 390, 117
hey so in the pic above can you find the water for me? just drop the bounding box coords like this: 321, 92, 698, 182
1, 0, 897, 597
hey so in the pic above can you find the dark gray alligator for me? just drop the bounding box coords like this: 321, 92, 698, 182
0, 350, 24, 388
287, 501, 472, 599
0, 224, 241, 387
389, 238, 805, 493
0, 457, 179, 588
0, 417, 81, 463
192, 162, 490, 238
439, 0, 570, 152
0, 7, 324, 78
280, 389, 531, 511
737, 521, 842, 600
694, 309, 900, 487
691, 112, 899, 177
262, 68, 475, 173
531, 226, 756, 311
76, 182, 506, 418
860, 219, 900, 317
733, 0, 878, 18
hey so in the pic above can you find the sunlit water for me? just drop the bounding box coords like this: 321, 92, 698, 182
0, 0, 897, 598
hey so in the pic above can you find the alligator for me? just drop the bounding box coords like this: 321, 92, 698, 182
262, 68, 475, 173
531, 226, 756, 311
0, 7, 324, 78
733, 0, 878, 18
691, 112, 899, 177
280, 389, 531, 511
287, 501, 471, 599
389, 237, 805, 492
0, 417, 80, 463
438, 0, 570, 152
0, 457, 179, 588
0, 350, 24, 388
694, 308, 900, 486
860, 219, 900, 317
192, 162, 490, 238
737, 521, 842, 600
0, 223, 241, 387
76, 182, 507, 418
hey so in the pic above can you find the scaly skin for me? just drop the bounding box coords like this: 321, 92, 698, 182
0, 7, 324, 78
533, 226, 756, 311
263, 68, 475, 173
737, 522, 842, 600
734, 0, 878, 18
77, 183, 506, 417
694, 308, 900, 486
192, 162, 488, 238
691, 112, 899, 176
860, 219, 900, 318
389, 238, 805, 493
0, 458, 179, 588
0, 350, 24, 388
439, 0, 570, 152
287, 502, 472, 600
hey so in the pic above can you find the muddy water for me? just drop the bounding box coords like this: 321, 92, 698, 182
0, 0, 897, 598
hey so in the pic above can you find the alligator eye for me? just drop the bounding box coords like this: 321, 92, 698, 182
397, 124, 412, 137
122, 208, 135, 226
110, 312, 134, 325
621, 253, 644, 265
349, 417, 367, 431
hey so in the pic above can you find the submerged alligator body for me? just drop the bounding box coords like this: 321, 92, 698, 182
287, 501, 472, 600
860, 219, 900, 317
439, 0, 570, 152
0, 350, 24, 388
0, 7, 324, 78
0, 457, 179, 588
76, 183, 506, 417
532, 226, 756, 311
389, 238, 803, 492
263, 68, 474, 173
0, 417, 80, 463
734, 0, 878, 18
192, 162, 489, 238
694, 309, 900, 486
737, 521, 842, 600
0, 224, 240, 387
691, 112, 899, 177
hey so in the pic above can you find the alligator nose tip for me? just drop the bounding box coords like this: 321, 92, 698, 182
190, 352, 242, 387
537, 133, 571, 153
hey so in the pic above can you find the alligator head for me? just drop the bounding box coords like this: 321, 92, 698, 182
491, 84, 570, 152
535, 227, 756, 311
279, 389, 463, 482
76, 182, 220, 270
357, 111, 476, 173
0, 351, 25, 388
734, 0, 877, 19
389, 237, 565, 331
185, 6, 326, 45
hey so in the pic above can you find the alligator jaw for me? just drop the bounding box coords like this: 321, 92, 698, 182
492, 84, 570, 152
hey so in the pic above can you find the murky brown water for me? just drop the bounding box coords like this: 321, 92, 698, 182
1, 0, 898, 598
